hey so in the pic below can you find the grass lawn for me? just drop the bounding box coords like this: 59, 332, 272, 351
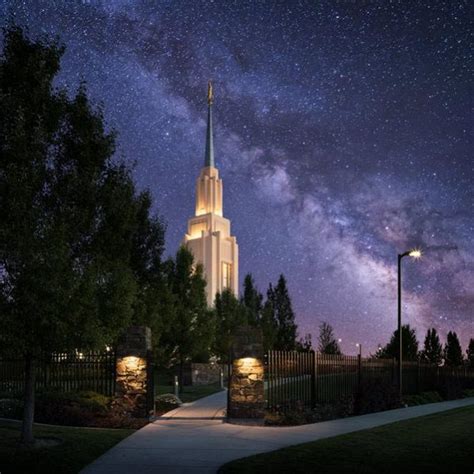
0, 419, 134, 474
219, 406, 474, 474
155, 383, 224, 403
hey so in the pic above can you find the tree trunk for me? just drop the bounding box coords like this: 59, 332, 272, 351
21, 353, 36, 446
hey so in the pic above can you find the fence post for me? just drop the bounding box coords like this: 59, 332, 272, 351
114, 326, 152, 418
227, 327, 264, 423
357, 354, 362, 390
416, 360, 420, 393
310, 350, 316, 408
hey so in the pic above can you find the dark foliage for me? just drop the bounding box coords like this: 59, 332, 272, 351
444, 331, 464, 367
354, 378, 402, 415
377, 324, 419, 361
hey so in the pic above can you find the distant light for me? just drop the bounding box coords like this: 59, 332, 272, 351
409, 249, 422, 259
356, 343, 360, 347
338, 338, 342, 343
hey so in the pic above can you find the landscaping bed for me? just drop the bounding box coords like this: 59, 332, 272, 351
264, 380, 474, 426
0, 390, 148, 429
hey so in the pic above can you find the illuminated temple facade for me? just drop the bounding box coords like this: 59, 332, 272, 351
183, 83, 239, 306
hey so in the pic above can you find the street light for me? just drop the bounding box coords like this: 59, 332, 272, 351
397, 248, 422, 397
356, 343, 362, 357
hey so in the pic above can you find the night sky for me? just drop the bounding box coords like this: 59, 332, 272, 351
2, 0, 472, 355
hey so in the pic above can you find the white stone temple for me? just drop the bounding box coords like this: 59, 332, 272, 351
183, 82, 239, 306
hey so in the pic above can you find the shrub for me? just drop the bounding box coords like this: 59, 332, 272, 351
154, 393, 182, 415
0, 398, 23, 419
404, 391, 443, 406
34, 390, 111, 426
354, 378, 401, 415
461, 388, 474, 398
437, 378, 463, 400
265, 397, 354, 426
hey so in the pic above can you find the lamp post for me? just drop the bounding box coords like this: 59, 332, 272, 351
397, 248, 421, 397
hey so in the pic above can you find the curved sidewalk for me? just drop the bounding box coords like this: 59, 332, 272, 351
81, 393, 474, 474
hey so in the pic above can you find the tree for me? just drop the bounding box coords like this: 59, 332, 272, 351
241, 273, 263, 326
273, 274, 298, 350
376, 325, 419, 361
213, 289, 248, 361
160, 247, 213, 385
128, 190, 167, 352
467, 338, 474, 369
0, 27, 147, 444
260, 284, 278, 351
420, 328, 443, 365
296, 333, 313, 351
318, 322, 341, 355
444, 331, 463, 367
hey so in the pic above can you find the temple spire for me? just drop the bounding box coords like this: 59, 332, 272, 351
204, 81, 215, 168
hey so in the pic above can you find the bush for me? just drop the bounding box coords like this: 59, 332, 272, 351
437, 378, 463, 400
265, 397, 354, 426
0, 398, 23, 419
34, 390, 111, 426
404, 391, 443, 406
154, 393, 182, 415
354, 378, 401, 415
461, 388, 474, 398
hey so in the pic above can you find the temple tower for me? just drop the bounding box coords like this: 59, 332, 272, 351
183, 82, 239, 306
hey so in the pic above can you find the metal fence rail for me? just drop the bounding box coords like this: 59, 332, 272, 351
0, 351, 116, 396
265, 350, 474, 411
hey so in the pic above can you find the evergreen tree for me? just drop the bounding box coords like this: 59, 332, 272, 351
467, 338, 474, 369
273, 274, 298, 350
241, 273, 263, 326
318, 322, 341, 355
420, 328, 443, 365
260, 284, 278, 351
213, 289, 248, 362
377, 325, 419, 361
161, 247, 213, 384
444, 331, 464, 367
0, 27, 148, 444
128, 190, 169, 355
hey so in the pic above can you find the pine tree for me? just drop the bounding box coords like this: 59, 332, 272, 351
161, 247, 214, 384
420, 328, 443, 365
467, 338, 474, 369
213, 289, 248, 362
377, 325, 419, 361
260, 284, 278, 351
444, 331, 464, 367
241, 273, 263, 326
273, 274, 298, 350
318, 322, 341, 355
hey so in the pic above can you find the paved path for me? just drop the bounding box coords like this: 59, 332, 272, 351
81, 394, 474, 474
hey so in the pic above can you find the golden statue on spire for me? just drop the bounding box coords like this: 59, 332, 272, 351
207, 80, 213, 105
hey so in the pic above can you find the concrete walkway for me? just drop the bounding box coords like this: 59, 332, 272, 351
81, 393, 474, 474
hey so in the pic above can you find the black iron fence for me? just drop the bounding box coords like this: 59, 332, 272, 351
265, 350, 474, 411
0, 351, 116, 396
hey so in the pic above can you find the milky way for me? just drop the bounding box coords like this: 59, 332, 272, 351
2, 0, 472, 354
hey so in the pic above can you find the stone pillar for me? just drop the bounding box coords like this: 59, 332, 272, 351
228, 327, 265, 423
115, 326, 152, 418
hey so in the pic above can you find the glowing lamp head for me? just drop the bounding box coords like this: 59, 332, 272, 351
408, 249, 422, 259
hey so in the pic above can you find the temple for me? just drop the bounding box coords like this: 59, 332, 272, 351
183, 82, 239, 306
